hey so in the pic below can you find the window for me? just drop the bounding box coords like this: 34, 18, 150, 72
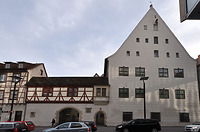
42, 87, 53, 97
119, 67, 129, 76
153, 24, 158, 31
5, 64, 10, 69
180, 113, 189, 122
151, 112, 161, 122
9, 90, 18, 100
145, 38, 149, 43
159, 68, 168, 77
0, 90, 4, 100
174, 68, 184, 78
154, 50, 159, 57
175, 89, 185, 99
135, 67, 145, 77
176, 53, 180, 58
144, 25, 147, 30
68, 88, 78, 97
165, 39, 169, 44
30, 112, 36, 118
96, 88, 106, 97
85, 108, 92, 113
154, 37, 158, 44
18, 64, 23, 68
166, 52, 170, 58
119, 88, 129, 98
136, 51, 140, 56
126, 51, 130, 56
123, 112, 132, 121
13, 73, 21, 82
40, 69, 43, 76
0, 74, 6, 82
159, 89, 169, 99
135, 88, 144, 98
136, 38, 140, 42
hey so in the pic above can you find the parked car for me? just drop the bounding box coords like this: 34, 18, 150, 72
43, 122, 90, 132
116, 119, 161, 132
11, 121, 35, 132
185, 121, 200, 132
83, 121, 97, 132
0, 122, 28, 132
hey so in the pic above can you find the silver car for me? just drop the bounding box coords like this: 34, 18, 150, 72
43, 122, 90, 132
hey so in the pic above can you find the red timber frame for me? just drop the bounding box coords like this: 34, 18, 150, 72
26, 86, 94, 103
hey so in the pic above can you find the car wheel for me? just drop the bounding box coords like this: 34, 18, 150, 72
123, 129, 129, 132
151, 128, 158, 132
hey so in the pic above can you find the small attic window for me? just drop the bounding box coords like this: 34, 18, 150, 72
5, 64, 10, 69
40, 69, 43, 76
126, 51, 130, 56
144, 25, 147, 30
136, 38, 140, 42
18, 64, 23, 68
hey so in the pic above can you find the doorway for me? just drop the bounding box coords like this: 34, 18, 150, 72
14, 111, 22, 121
96, 111, 105, 125
59, 108, 79, 124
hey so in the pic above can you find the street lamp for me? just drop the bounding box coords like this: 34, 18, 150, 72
140, 76, 149, 119
8, 76, 22, 121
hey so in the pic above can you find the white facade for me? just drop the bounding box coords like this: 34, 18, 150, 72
105, 6, 200, 126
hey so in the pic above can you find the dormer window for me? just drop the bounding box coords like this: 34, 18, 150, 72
18, 64, 23, 68
5, 64, 10, 69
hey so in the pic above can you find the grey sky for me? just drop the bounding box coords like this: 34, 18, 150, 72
0, 0, 199, 76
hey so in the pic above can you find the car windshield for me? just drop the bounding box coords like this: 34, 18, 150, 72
192, 122, 200, 125
26, 122, 33, 125
127, 120, 135, 124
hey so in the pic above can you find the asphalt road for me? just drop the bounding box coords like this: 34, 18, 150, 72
33, 126, 185, 132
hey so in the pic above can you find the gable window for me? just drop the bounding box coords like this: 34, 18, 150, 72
43, 87, 53, 97
153, 24, 158, 31
68, 88, 78, 97
136, 38, 140, 42
176, 53, 180, 58
175, 89, 185, 99
119, 67, 129, 76
40, 69, 44, 76
9, 90, 18, 100
180, 113, 189, 122
0, 74, 6, 82
166, 52, 170, 58
174, 68, 184, 78
154, 37, 158, 44
154, 50, 159, 57
136, 51, 140, 56
145, 38, 149, 43
144, 25, 147, 30
159, 88, 169, 99
119, 88, 129, 98
126, 51, 130, 56
135, 67, 145, 77
123, 112, 132, 121
159, 68, 168, 77
0, 90, 4, 100
165, 39, 169, 44
135, 88, 144, 98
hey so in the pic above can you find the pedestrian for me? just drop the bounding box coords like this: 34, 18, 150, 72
51, 118, 55, 127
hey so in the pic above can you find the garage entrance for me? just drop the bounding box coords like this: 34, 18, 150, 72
59, 108, 79, 124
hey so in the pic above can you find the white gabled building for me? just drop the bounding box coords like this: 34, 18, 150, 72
104, 5, 200, 126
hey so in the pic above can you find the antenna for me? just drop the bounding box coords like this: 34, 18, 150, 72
149, 1, 153, 7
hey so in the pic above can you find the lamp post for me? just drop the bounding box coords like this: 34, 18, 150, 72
8, 76, 22, 121
140, 76, 149, 119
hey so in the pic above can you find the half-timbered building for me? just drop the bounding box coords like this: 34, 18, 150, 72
0, 62, 47, 121
25, 76, 109, 126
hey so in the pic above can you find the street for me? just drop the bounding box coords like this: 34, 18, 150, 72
33, 126, 185, 132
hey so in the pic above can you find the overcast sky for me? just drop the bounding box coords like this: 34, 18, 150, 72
0, 0, 200, 77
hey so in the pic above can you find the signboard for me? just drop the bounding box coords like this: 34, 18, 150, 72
179, 0, 200, 22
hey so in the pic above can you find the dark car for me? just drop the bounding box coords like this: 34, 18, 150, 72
0, 122, 28, 132
83, 121, 97, 132
116, 119, 161, 132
